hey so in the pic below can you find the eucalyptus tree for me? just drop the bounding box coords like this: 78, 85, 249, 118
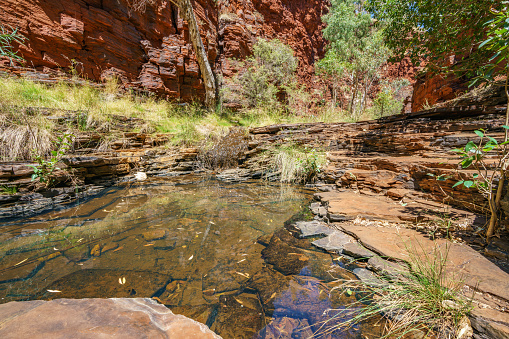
366, 0, 498, 74
128, 0, 216, 109
318, 0, 390, 118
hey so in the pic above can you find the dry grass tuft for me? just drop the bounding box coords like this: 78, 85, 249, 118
0, 125, 53, 161
198, 127, 249, 169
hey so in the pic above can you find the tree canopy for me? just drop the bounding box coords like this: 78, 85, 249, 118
366, 0, 500, 75
317, 0, 390, 116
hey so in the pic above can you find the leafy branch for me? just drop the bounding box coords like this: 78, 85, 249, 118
452, 128, 509, 239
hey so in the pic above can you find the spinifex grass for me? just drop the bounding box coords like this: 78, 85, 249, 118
316, 243, 472, 338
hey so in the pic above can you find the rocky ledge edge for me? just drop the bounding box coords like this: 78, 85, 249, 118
292, 215, 509, 339
0, 298, 221, 339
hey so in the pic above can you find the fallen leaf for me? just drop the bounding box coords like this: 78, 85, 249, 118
47, 290, 61, 293
203, 288, 216, 296
144, 243, 154, 247
235, 272, 249, 279
237, 259, 246, 263
14, 258, 28, 266
182, 245, 187, 248
112, 246, 124, 252
119, 277, 126, 285
188, 255, 194, 260
152, 297, 163, 304
103, 209, 114, 212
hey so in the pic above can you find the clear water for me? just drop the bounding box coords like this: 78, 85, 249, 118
0, 176, 384, 338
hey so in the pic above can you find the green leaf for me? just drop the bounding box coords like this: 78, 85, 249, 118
461, 158, 473, 168
464, 181, 474, 188
474, 130, 484, 138
31, 174, 38, 181
465, 141, 476, 153
452, 181, 464, 188
502, 125, 509, 129
479, 38, 493, 48
487, 136, 498, 144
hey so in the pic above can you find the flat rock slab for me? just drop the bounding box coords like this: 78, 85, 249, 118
368, 256, 407, 277
293, 220, 333, 237
0, 298, 221, 339
352, 268, 383, 286
342, 242, 376, 259
311, 231, 355, 252
341, 224, 509, 302
316, 191, 421, 222
470, 307, 509, 339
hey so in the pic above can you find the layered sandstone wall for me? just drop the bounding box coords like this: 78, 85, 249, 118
0, 0, 328, 101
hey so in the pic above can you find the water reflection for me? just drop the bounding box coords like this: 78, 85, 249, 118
0, 176, 382, 338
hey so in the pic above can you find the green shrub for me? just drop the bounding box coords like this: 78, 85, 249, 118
224, 39, 298, 109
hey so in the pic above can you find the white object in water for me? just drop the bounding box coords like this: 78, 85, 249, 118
134, 172, 148, 181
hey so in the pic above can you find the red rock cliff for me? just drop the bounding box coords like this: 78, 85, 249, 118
0, 0, 328, 101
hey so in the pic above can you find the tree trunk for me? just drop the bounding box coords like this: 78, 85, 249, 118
173, 0, 216, 109
488, 66, 509, 240
350, 71, 359, 116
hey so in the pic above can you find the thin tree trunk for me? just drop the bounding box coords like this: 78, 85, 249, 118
173, 0, 216, 109
487, 66, 509, 239
350, 71, 359, 116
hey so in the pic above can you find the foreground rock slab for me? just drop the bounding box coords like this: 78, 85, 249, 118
341, 224, 509, 302
0, 298, 221, 339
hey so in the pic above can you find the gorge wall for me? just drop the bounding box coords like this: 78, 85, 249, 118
0, 0, 328, 101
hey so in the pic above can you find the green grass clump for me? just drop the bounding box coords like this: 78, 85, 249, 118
266, 145, 327, 183
318, 243, 472, 338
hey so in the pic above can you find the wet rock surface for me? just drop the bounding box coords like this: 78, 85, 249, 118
0, 298, 220, 339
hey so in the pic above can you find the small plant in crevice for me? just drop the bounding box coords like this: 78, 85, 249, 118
317, 243, 473, 339
28, 132, 74, 188
0, 185, 18, 195
417, 213, 457, 241
0, 25, 25, 63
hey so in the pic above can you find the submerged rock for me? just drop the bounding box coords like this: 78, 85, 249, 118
142, 229, 167, 241
256, 317, 313, 339
0, 298, 220, 338
38, 269, 170, 300
210, 293, 265, 339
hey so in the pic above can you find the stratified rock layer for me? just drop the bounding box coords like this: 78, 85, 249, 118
0, 0, 328, 100
0, 298, 221, 338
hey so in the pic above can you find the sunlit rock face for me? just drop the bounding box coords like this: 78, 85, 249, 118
0, 0, 328, 100
0, 298, 221, 339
